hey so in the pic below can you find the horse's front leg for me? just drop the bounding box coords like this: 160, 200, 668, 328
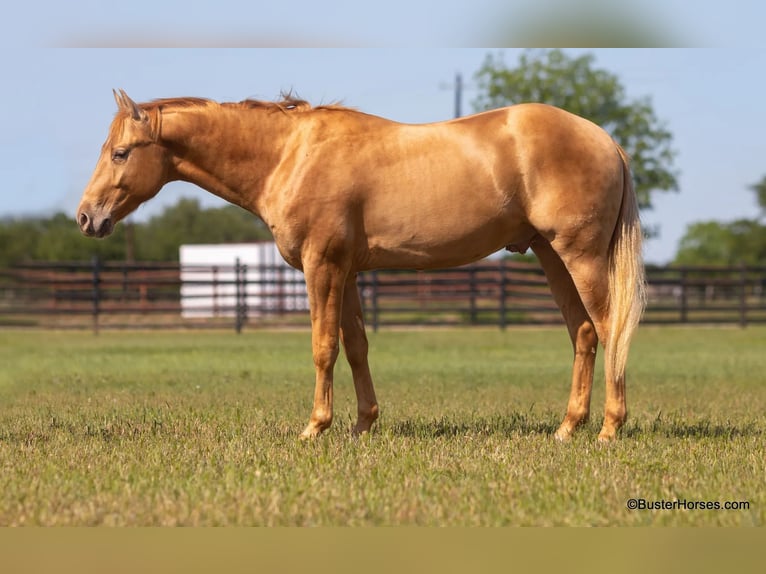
299, 259, 347, 439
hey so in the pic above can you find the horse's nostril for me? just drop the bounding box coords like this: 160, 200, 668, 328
100, 218, 113, 235
79, 212, 90, 228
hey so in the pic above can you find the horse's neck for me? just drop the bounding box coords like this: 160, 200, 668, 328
160, 106, 293, 218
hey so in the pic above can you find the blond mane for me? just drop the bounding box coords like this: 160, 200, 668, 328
135, 93, 351, 115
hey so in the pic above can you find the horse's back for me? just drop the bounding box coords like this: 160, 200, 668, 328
284, 103, 625, 271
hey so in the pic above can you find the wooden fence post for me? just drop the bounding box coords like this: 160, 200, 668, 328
212, 265, 219, 317
680, 268, 688, 323
371, 270, 379, 332
469, 267, 477, 324
234, 257, 244, 334
277, 265, 285, 316
499, 260, 507, 331
739, 264, 747, 328
91, 255, 101, 335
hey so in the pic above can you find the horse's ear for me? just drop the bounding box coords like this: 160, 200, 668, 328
113, 88, 123, 109
113, 89, 147, 122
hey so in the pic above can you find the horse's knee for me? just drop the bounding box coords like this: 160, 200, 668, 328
574, 322, 598, 357
577, 321, 597, 343
313, 340, 340, 372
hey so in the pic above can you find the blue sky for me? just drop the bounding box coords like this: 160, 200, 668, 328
4, 1, 764, 48
1, 48, 763, 264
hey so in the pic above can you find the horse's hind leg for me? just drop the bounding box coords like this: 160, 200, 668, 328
532, 238, 599, 441
551, 243, 625, 442
340, 274, 379, 434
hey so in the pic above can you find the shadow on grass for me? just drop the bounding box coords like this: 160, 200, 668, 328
622, 415, 764, 440
385, 412, 763, 440
2, 410, 760, 445
386, 412, 560, 438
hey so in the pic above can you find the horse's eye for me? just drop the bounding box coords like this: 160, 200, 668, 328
112, 148, 130, 162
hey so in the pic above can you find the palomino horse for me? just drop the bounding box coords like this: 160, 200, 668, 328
77, 90, 646, 442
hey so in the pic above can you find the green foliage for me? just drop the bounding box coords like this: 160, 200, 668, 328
749, 175, 766, 218
674, 219, 766, 266
674, 176, 766, 266
0, 327, 764, 525
0, 198, 272, 265
0, 213, 128, 266
133, 198, 272, 261
473, 49, 678, 211
500, 251, 539, 264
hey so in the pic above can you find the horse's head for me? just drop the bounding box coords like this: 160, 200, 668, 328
77, 90, 168, 238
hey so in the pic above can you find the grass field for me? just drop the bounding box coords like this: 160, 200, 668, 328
0, 326, 764, 526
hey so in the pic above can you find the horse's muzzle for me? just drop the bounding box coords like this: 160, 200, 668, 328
77, 209, 114, 238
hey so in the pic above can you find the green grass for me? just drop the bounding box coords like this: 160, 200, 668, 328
0, 326, 764, 526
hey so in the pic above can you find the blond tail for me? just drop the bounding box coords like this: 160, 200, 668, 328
606, 145, 647, 383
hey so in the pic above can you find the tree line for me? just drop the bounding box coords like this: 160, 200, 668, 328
0, 198, 272, 266
673, 176, 766, 267
4, 188, 761, 267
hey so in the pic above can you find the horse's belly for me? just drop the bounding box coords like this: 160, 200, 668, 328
361, 208, 533, 270
357, 154, 531, 270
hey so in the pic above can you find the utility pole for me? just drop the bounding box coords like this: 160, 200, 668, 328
454, 72, 463, 119
440, 72, 467, 119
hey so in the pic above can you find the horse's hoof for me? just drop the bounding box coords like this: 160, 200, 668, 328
597, 430, 617, 443
554, 426, 574, 442
299, 425, 322, 440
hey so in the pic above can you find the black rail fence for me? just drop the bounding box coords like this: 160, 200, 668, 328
1, 259, 766, 332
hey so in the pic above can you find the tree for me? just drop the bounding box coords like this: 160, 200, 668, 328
0, 199, 272, 265
749, 175, 766, 220
473, 49, 678, 213
135, 199, 272, 261
673, 220, 766, 266
673, 176, 766, 266
0, 213, 127, 265
674, 221, 740, 266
